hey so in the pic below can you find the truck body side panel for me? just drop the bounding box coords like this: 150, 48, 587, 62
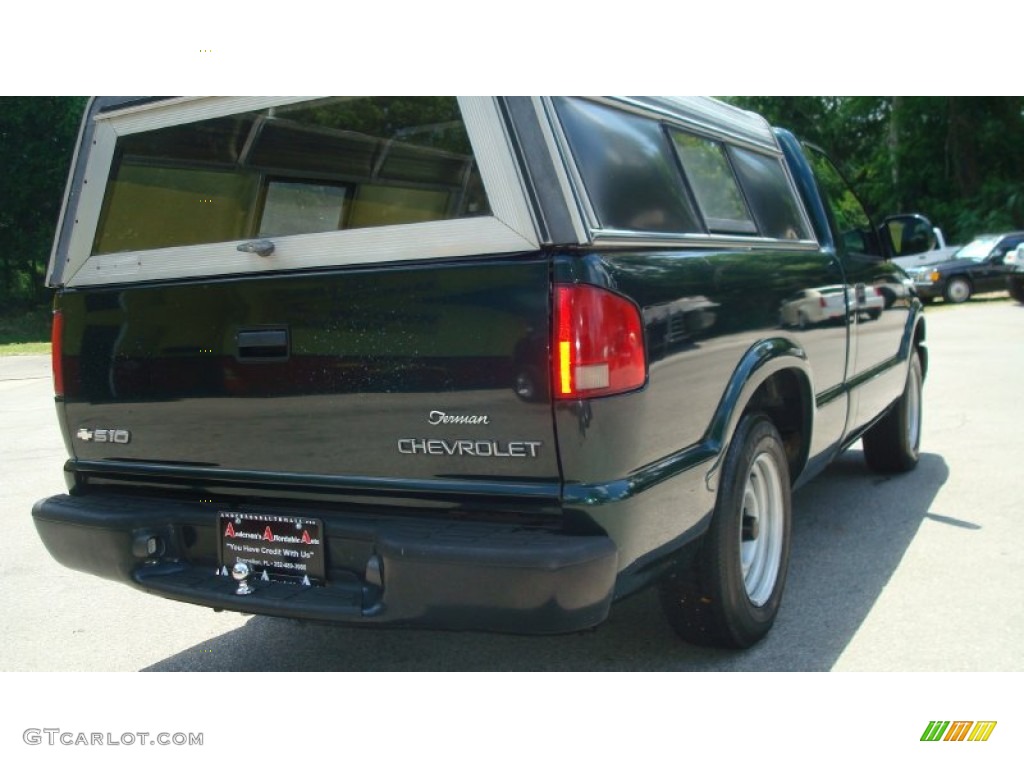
551, 246, 850, 575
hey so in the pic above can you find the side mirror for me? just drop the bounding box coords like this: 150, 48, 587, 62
881, 214, 936, 258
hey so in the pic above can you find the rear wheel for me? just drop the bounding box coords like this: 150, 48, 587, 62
862, 351, 923, 473
659, 413, 791, 648
944, 276, 971, 304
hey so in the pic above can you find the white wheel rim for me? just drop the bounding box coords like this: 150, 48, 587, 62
739, 451, 785, 607
948, 280, 969, 302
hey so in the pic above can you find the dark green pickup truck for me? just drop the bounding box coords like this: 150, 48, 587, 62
34, 97, 933, 648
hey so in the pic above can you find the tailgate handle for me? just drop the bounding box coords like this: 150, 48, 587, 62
236, 328, 289, 361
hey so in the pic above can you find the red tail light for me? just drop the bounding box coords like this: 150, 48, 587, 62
552, 284, 646, 399
51, 310, 64, 397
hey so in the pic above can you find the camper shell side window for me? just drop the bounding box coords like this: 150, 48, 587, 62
548, 96, 816, 247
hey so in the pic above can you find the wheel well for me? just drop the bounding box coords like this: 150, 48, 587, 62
742, 369, 810, 485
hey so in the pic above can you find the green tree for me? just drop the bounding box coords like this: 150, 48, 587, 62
893, 97, 1024, 240
0, 97, 87, 312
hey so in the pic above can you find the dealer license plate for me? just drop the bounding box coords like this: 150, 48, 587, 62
218, 512, 325, 584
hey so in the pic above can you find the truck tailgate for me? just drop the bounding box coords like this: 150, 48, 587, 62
58, 256, 559, 492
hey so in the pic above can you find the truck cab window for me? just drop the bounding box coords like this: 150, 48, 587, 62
804, 146, 880, 257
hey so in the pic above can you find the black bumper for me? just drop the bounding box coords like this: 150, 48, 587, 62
32, 493, 617, 634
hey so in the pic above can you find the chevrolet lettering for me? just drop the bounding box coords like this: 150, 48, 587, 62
397, 438, 543, 458
34, 96, 932, 647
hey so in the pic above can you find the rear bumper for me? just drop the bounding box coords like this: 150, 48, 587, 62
32, 493, 617, 634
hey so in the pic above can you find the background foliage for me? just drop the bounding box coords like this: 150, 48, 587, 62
0, 97, 86, 314
726, 97, 1024, 244
0, 97, 1021, 321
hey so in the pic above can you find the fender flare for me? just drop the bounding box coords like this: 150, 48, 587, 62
903, 303, 927, 378
703, 337, 814, 492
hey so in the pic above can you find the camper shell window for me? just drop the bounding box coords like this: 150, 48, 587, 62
550, 96, 815, 246
551, 97, 701, 234
91, 97, 492, 256
55, 97, 538, 287
668, 130, 755, 235
726, 146, 809, 240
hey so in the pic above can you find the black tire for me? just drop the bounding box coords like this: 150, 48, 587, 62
862, 351, 923, 473
944, 276, 971, 304
658, 413, 792, 648
1008, 277, 1024, 305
